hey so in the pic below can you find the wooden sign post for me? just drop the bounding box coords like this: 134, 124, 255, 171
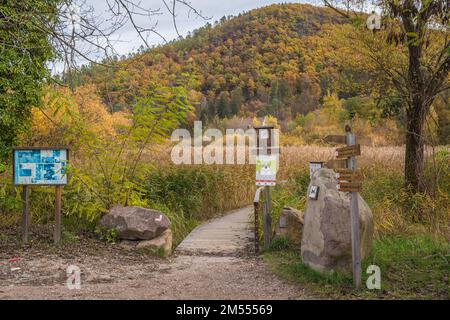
22, 185, 30, 243
54, 185, 62, 244
13, 147, 69, 245
346, 127, 362, 289
324, 126, 363, 288
254, 126, 278, 250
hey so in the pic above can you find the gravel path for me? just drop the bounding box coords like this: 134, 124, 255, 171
0, 207, 309, 300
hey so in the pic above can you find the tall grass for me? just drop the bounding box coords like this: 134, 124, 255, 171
1, 142, 448, 246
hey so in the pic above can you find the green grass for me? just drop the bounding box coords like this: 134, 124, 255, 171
263, 234, 450, 299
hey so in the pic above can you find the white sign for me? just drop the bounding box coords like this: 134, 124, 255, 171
308, 185, 320, 200
259, 129, 269, 140
256, 154, 277, 186
309, 162, 323, 179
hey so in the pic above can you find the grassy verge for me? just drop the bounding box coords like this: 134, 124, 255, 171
263, 234, 449, 299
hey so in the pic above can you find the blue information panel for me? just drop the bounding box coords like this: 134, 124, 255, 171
13, 149, 68, 185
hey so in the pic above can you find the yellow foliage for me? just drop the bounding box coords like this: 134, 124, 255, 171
29, 85, 131, 146
263, 115, 280, 129
252, 117, 262, 127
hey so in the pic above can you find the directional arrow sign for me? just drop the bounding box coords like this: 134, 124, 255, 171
337, 174, 354, 181
336, 172, 363, 182
337, 182, 362, 192
324, 159, 348, 169
336, 145, 361, 159
335, 168, 357, 174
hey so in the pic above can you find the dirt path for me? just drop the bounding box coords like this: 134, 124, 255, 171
0, 207, 309, 299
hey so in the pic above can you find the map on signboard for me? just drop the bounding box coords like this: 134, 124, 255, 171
256, 154, 277, 186
13, 149, 68, 185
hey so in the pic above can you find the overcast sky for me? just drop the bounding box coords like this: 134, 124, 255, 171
96, 1, 316, 55
51, 0, 319, 72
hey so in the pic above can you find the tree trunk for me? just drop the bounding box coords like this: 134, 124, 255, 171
403, 14, 427, 193
404, 101, 426, 193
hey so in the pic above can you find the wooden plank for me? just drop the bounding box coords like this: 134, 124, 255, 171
337, 182, 362, 188
335, 168, 356, 174
54, 185, 62, 244
324, 159, 348, 169
336, 172, 363, 181
262, 186, 272, 250
336, 145, 360, 153
337, 174, 352, 181
336, 144, 361, 159
22, 185, 29, 244
337, 186, 362, 192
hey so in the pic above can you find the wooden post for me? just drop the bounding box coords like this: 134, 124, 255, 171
263, 185, 272, 249
22, 185, 30, 244
346, 129, 361, 289
54, 185, 62, 244
254, 126, 275, 250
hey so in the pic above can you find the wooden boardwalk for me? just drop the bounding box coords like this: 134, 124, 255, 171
176, 206, 254, 255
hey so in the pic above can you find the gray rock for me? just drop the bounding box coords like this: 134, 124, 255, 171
301, 168, 374, 274
274, 207, 304, 248
98, 205, 171, 240
118, 229, 173, 257
136, 229, 172, 257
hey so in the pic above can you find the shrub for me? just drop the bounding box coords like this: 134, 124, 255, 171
145, 164, 254, 221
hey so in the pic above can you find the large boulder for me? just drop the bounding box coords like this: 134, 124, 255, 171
301, 168, 374, 274
273, 207, 304, 248
98, 205, 171, 240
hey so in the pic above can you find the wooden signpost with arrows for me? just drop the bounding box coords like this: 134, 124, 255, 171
324, 126, 365, 289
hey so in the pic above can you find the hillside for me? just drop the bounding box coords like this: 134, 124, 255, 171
69, 4, 349, 121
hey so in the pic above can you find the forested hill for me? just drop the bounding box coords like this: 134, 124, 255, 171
68, 4, 351, 121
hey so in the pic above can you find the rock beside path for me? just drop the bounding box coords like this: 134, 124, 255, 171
273, 207, 304, 248
98, 205, 171, 240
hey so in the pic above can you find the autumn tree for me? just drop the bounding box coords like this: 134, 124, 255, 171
0, 0, 205, 170
323, 0, 449, 192
0, 0, 57, 169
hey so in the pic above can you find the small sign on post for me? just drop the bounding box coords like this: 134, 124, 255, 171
254, 126, 278, 249
335, 145, 361, 159
13, 147, 69, 244
256, 155, 277, 186
309, 161, 323, 179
